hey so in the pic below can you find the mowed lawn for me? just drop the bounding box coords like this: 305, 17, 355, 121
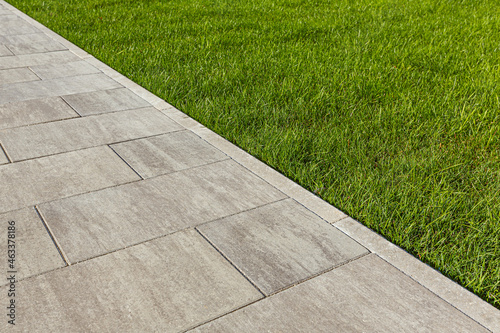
7, 0, 499, 307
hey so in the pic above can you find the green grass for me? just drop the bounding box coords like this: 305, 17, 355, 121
7, 0, 499, 307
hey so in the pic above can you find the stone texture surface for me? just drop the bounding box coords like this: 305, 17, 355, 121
30, 60, 100, 80
111, 131, 228, 178
0, 146, 140, 213
198, 199, 368, 295
0, 67, 39, 85
1, 229, 262, 332
0, 73, 122, 104
62, 87, 151, 116
0, 146, 8, 164
0, 44, 12, 56
0, 107, 181, 161
39, 160, 287, 263
2, 32, 65, 55
0, 18, 39, 35
191, 254, 489, 333
0, 96, 78, 130
0, 50, 80, 70
0, 207, 65, 284
0, 32, 52, 45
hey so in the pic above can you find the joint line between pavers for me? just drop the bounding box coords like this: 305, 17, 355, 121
27, 66, 43, 80
107, 144, 144, 180
0, 141, 13, 163
34, 205, 71, 266
194, 227, 267, 298
373, 253, 494, 333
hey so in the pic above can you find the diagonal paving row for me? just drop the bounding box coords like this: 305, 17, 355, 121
0, 1, 498, 332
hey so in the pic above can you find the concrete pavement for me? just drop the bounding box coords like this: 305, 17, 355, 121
0, 1, 499, 331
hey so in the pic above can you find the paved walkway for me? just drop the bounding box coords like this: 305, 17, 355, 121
0, 2, 499, 332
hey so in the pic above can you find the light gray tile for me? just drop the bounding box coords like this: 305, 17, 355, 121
0, 96, 79, 130
111, 131, 228, 178
0, 147, 8, 164
0, 32, 52, 44
6, 39, 66, 55
39, 160, 287, 263
0, 67, 39, 85
0, 50, 81, 70
0, 19, 39, 35
198, 199, 368, 295
0, 146, 140, 213
191, 254, 489, 333
0, 73, 121, 104
62, 87, 151, 116
0, 45, 13, 57
30, 60, 100, 80
0, 207, 65, 284
0, 9, 12, 16
0, 108, 182, 161
1, 229, 262, 332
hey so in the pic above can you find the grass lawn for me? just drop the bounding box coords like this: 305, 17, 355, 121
7, 0, 499, 307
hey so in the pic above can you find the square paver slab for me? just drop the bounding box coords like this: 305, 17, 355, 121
0, 146, 140, 213
30, 60, 100, 80
1, 207, 65, 284
111, 130, 228, 178
1, 229, 262, 332
191, 254, 489, 333
0, 73, 121, 104
0, 107, 182, 161
0, 96, 79, 130
38, 160, 287, 263
0, 67, 39, 85
62, 87, 151, 116
0, 50, 80, 70
198, 199, 368, 295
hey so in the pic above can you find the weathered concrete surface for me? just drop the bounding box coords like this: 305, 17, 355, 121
111, 130, 228, 178
0, 97, 79, 131
191, 254, 489, 333
1, 229, 262, 332
30, 60, 101, 80
38, 160, 287, 263
0, 146, 140, 213
0, 207, 65, 284
0, 67, 39, 85
0, 50, 80, 70
0, 107, 182, 161
62, 87, 151, 116
198, 199, 368, 295
0, 44, 12, 56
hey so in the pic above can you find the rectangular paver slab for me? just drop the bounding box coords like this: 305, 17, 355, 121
0, 73, 122, 104
3, 38, 65, 55
0, 50, 81, 70
0, 146, 140, 213
0, 107, 182, 161
0, 96, 79, 131
62, 87, 151, 116
198, 199, 368, 295
30, 60, 100, 80
1, 207, 65, 284
38, 160, 287, 263
1, 229, 262, 332
191, 254, 489, 333
0, 18, 39, 35
0, 67, 39, 85
0, 32, 52, 45
111, 130, 228, 178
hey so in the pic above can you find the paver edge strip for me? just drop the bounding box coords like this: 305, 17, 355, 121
1, 1, 498, 331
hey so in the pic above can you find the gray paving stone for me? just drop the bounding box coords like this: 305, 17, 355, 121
62, 87, 151, 116
0, 67, 39, 85
0, 146, 140, 213
0, 50, 81, 70
0, 147, 8, 164
0, 9, 11, 15
0, 32, 51, 44
38, 160, 287, 263
198, 199, 368, 295
191, 254, 489, 333
0, 73, 121, 104
30, 60, 100, 80
0, 108, 182, 161
111, 131, 228, 178
0, 207, 65, 284
0, 44, 12, 57
1, 229, 262, 332
2, 38, 65, 55
0, 18, 39, 35
0, 96, 79, 130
